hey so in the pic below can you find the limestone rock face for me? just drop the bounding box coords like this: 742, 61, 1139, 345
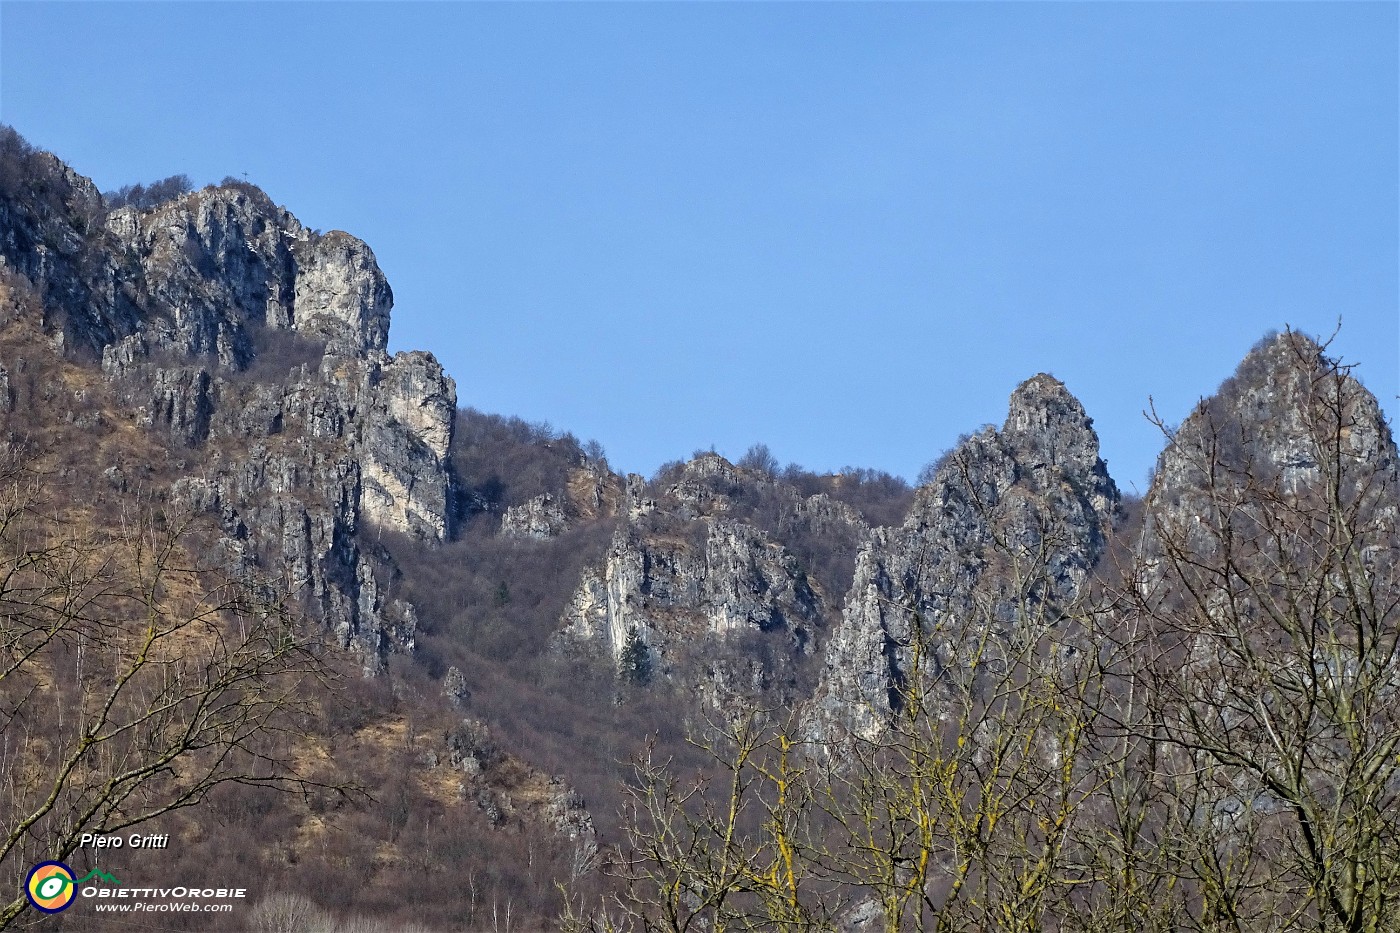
543, 778, 598, 857
1149, 332, 1396, 513
0, 145, 455, 668
815, 375, 1119, 738
107, 188, 298, 366
292, 231, 392, 356
361, 350, 456, 540
502, 493, 570, 539
158, 345, 455, 661
142, 365, 213, 446
100, 186, 392, 366
500, 461, 624, 539
560, 453, 871, 708
0, 147, 144, 355
1141, 332, 1399, 579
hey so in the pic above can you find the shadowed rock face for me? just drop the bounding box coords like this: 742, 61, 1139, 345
815, 374, 1119, 739
0, 143, 454, 669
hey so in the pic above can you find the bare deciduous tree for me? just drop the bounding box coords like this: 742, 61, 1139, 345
572, 334, 1400, 933
1111, 333, 1400, 931
0, 455, 343, 929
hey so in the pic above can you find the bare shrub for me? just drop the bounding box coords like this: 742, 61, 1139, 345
736, 442, 779, 476
0, 456, 348, 928
103, 173, 194, 211
235, 326, 326, 382
249, 893, 333, 933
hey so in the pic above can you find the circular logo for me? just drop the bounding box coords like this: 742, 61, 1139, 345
25, 862, 76, 914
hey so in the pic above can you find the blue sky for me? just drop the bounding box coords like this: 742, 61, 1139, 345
2, 2, 1395, 492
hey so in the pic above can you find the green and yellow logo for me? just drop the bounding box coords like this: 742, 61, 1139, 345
24, 862, 75, 914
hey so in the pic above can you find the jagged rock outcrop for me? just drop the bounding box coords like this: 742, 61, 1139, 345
143, 365, 213, 445
815, 375, 1119, 738
0, 138, 144, 355
441, 718, 598, 854
542, 778, 599, 859
0, 137, 455, 667
360, 350, 456, 540
1138, 331, 1399, 599
1145, 331, 1397, 535
560, 508, 822, 672
442, 666, 471, 709
447, 718, 501, 778
292, 230, 393, 356
499, 461, 623, 539
501, 493, 570, 539
1114, 341, 1400, 895
99, 186, 392, 365
560, 453, 871, 707
94, 181, 455, 542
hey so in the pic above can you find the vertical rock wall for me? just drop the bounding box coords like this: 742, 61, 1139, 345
815, 375, 1119, 738
1, 158, 455, 669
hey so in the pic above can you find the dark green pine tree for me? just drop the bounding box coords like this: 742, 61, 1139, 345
619, 626, 652, 685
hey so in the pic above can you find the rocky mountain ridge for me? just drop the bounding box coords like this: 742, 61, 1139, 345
815, 373, 1120, 738
7, 132, 1395, 727
4, 128, 1398, 930
1136, 329, 1399, 616
558, 453, 870, 707
1, 132, 455, 666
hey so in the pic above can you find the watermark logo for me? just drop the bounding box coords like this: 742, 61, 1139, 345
24, 862, 76, 914
25, 859, 243, 916
76, 868, 122, 886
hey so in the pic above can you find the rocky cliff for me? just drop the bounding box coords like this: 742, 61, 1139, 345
559, 453, 873, 707
8, 129, 1399, 930
1144, 331, 1397, 533
1136, 330, 1399, 615
0, 133, 455, 666
815, 374, 1119, 738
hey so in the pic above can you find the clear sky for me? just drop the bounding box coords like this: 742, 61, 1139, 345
2, 2, 1395, 492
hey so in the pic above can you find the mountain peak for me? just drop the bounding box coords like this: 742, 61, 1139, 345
1003, 373, 1091, 447
1152, 328, 1395, 501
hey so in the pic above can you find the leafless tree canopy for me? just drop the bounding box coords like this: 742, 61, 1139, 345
0, 449, 342, 929
572, 338, 1400, 933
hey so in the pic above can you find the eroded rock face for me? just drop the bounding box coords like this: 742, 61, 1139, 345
100, 187, 393, 366
0, 147, 144, 355
1140, 331, 1399, 586
97, 187, 455, 538
0, 150, 454, 668
815, 375, 1119, 739
562, 514, 818, 657
543, 778, 598, 858
501, 493, 570, 539
169, 346, 453, 664
559, 453, 870, 708
361, 350, 456, 540
143, 365, 213, 446
107, 189, 295, 366
1148, 333, 1396, 517
161, 365, 433, 662
293, 231, 393, 356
